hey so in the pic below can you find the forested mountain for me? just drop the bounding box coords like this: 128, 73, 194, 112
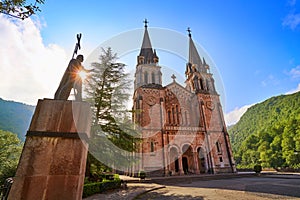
0, 98, 34, 141
228, 91, 300, 169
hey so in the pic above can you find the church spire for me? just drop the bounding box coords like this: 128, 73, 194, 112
141, 19, 151, 49
187, 27, 205, 73
137, 19, 158, 65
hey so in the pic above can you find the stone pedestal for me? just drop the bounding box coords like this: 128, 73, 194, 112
8, 99, 91, 200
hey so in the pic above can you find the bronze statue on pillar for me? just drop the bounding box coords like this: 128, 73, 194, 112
8, 33, 92, 200
54, 34, 93, 101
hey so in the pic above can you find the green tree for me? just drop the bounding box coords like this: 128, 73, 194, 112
269, 134, 285, 169
282, 118, 300, 167
237, 134, 260, 168
0, 130, 23, 185
84, 47, 139, 176
0, 0, 44, 20
258, 140, 271, 168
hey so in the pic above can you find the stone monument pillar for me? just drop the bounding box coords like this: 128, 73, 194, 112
8, 99, 91, 200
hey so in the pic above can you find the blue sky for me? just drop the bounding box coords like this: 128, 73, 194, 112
1, 0, 300, 125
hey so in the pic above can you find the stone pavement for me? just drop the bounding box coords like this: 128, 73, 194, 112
83, 175, 162, 200
83, 172, 300, 200
83, 182, 163, 200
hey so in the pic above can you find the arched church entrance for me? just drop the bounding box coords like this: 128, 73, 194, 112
182, 144, 193, 174
182, 157, 188, 174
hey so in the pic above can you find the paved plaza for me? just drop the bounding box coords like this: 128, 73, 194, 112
84, 173, 300, 200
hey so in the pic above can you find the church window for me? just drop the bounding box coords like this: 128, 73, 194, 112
219, 157, 223, 162
158, 73, 161, 84
216, 141, 222, 154
200, 78, 204, 90
172, 107, 176, 124
168, 110, 171, 124
194, 76, 199, 90
152, 72, 155, 84
176, 105, 180, 125
144, 72, 148, 84
150, 141, 155, 152
206, 80, 210, 91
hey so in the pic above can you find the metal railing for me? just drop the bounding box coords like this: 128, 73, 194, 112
0, 178, 13, 200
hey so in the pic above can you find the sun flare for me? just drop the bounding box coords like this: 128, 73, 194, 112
77, 70, 87, 80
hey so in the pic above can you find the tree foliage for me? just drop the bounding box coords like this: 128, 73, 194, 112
0, 0, 44, 20
84, 47, 139, 175
0, 130, 23, 185
229, 91, 300, 169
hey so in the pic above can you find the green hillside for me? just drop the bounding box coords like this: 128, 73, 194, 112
229, 91, 300, 169
0, 98, 35, 141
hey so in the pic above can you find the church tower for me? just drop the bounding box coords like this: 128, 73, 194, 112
134, 19, 162, 90
132, 21, 166, 176
184, 28, 235, 174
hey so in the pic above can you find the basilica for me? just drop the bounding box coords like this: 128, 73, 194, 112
131, 22, 236, 176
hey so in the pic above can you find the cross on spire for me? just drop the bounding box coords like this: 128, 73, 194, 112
171, 74, 176, 82
143, 19, 149, 28
187, 27, 192, 38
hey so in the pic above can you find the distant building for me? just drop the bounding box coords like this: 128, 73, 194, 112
131, 22, 236, 176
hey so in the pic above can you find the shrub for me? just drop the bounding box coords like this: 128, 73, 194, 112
138, 171, 146, 179
253, 165, 262, 173
82, 177, 121, 198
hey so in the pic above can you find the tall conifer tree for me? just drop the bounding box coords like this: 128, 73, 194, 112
84, 47, 139, 175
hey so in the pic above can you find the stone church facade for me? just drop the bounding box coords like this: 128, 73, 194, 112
131, 23, 236, 176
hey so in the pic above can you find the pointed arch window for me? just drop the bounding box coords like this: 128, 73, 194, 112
152, 72, 155, 84
206, 79, 210, 91
168, 110, 171, 124
216, 141, 222, 154
176, 105, 180, 125
150, 141, 155, 152
194, 76, 199, 90
200, 78, 204, 90
172, 107, 176, 124
157, 72, 161, 84
144, 71, 148, 84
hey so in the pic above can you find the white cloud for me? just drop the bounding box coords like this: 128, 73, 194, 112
285, 83, 300, 94
282, 13, 300, 30
0, 14, 68, 105
289, 65, 300, 79
225, 104, 253, 126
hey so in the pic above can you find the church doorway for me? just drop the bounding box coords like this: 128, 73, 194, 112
182, 144, 193, 174
182, 157, 188, 174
